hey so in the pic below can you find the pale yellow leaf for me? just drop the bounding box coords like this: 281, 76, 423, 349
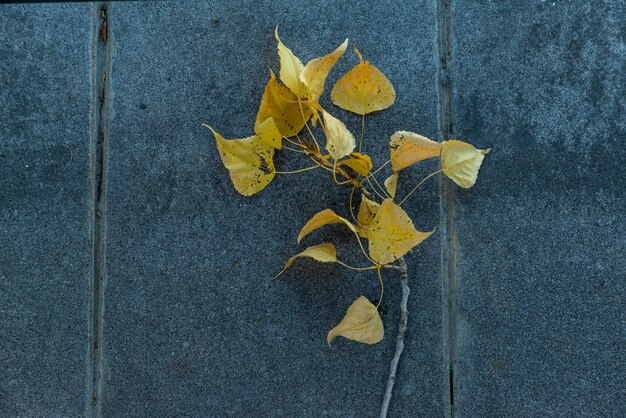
255, 70, 312, 137
283, 243, 338, 271
390, 131, 442, 171
356, 195, 380, 238
384, 172, 398, 198
255, 117, 282, 149
441, 140, 491, 188
275, 27, 307, 98
338, 152, 373, 176
210, 127, 275, 196
368, 199, 434, 265
330, 48, 396, 115
301, 38, 349, 102
327, 296, 384, 346
297, 208, 357, 244
323, 110, 356, 160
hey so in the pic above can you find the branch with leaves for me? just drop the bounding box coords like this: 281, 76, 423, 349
205, 27, 490, 416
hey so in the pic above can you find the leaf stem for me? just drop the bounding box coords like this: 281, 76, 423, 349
359, 113, 365, 153
398, 169, 443, 206
348, 186, 358, 224
276, 165, 320, 175
282, 145, 308, 154
352, 228, 377, 265
369, 159, 390, 177
332, 160, 352, 185
299, 100, 321, 151
283, 136, 307, 148
336, 261, 380, 271
368, 172, 391, 199
366, 176, 389, 201
375, 267, 384, 309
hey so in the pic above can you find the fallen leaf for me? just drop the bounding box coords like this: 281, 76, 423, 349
275, 26, 307, 98
282, 243, 338, 271
367, 199, 434, 265
330, 48, 396, 115
441, 140, 491, 188
255, 70, 312, 137
323, 110, 356, 160
338, 152, 373, 176
390, 131, 442, 171
210, 127, 275, 196
301, 39, 349, 102
384, 172, 398, 198
356, 195, 380, 238
297, 208, 357, 244
255, 117, 282, 149
327, 296, 384, 346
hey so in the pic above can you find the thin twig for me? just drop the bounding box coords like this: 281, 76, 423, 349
380, 256, 409, 418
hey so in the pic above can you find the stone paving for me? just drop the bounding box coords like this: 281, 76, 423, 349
1, 1, 624, 417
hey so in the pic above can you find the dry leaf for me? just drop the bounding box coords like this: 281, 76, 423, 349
276, 27, 348, 102
330, 48, 396, 115
390, 131, 442, 171
275, 26, 307, 98
367, 199, 434, 265
356, 195, 380, 238
327, 296, 384, 346
255, 70, 313, 137
301, 39, 349, 102
282, 243, 338, 271
255, 117, 282, 149
384, 172, 398, 198
441, 140, 491, 188
297, 208, 357, 244
338, 152, 373, 176
210, 127, 275, 196
323, 110, 356, 160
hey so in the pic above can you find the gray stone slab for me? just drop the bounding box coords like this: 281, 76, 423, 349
452, 1, 626, 416
0, 4, 93, 417
102, 1, 444, 416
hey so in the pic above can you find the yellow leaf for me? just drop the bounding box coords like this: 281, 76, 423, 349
275, 26, 307, 98
283, 243, 338, 271
323, 111, 356, 160
210, 127, 275, 197
338, 152, 373, 176
356, 195, 380, 238
367, 199, 434, 265
390, 131, 442, 171
384, 172, 398, 198
297, 208, 357, 244
301, 38, 349, 102
255, 70, 312, 137
327, 296, 383, 346
330, 48, 396, 115
441, 140, 491, 188
255, 117, 282, 149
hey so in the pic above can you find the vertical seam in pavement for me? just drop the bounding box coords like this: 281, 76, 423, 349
436, 0, 458, 417
89, 2, 111, 417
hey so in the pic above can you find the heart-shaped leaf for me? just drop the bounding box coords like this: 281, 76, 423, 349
330, 48, 395, 115
255, 70, 313, 138
367, 199, 434, 265
338, 152, 373, 176
298, 208, 357, 244
301, 39, 349, 102
390, 131, 442, 171
327, 296, 384, 346
441, 140, 490, 188
323, 111, 356, 161
210, 127, 275, 196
